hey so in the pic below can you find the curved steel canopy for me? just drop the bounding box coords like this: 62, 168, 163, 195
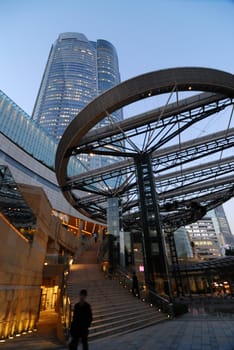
55, 67, 234, 227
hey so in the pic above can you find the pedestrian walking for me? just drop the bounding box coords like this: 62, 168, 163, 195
69, 289, 93, 350
132, 272, 140, 299
93, 232, 98, 243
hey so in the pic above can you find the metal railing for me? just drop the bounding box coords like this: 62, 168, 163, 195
97, 237, 175, 318
146, 286, 174, 317
57, 237, 96, 342
58, 268, 72, 343
115, 267, 174, 318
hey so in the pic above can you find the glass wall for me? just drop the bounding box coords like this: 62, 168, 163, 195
0, 90, 81, 175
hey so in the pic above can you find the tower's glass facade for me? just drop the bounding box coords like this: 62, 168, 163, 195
97, 39, 123, 126
213, 206, 234, 247
32, 33, 122, 142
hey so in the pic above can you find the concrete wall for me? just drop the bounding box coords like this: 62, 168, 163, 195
0, 132, 98, 223
18, 184, 82, 254
0, 214, 45, 338
0, 184, 82, 340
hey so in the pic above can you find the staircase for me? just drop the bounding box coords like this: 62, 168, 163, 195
67, 244, 168, 341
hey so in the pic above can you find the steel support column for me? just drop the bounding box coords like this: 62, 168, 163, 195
166, 228, 184, 297
135, 154, 170, 294
107, 197, 121, 270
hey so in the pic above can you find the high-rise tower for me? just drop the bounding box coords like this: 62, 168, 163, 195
213, 205, 234, 247
32, 33, 122, 141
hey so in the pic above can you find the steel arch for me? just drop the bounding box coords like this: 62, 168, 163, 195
56, 67, 234, 189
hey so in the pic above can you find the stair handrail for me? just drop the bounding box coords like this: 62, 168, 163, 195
146, 284, 174, 317
58, 237, 98, 343
115, 267, 174, 318
97, 235, 111, 263
116, 266, 136, 290
57, 264, 72, 343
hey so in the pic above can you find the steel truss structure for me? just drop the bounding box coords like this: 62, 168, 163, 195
56, 67, 234, 292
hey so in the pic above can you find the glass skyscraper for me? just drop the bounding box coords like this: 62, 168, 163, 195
32, 32, 123, 141
213, 206, 234, 247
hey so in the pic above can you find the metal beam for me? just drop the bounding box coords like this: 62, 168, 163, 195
75, 92, 226, 148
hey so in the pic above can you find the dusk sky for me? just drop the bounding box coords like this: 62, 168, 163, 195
0, 0, 234, 231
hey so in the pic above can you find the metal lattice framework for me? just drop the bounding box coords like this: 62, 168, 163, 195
55, 67, 234, 229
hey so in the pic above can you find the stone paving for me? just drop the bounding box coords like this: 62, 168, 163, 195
1, 312, 234, 350
91, 315, 234, 350
0, 315, 234, 350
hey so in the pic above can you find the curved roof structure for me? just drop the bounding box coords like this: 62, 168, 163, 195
55, 67, 234, 228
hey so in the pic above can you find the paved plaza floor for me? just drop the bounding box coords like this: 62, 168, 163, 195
91, 315, 234, 350
1, 314, 234, 350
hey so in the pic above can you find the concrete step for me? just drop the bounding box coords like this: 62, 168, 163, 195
92, 303, 146, 317
90, 296, 140, 305
89, 314, 166, 340
93, 307, 140, 320
91, 307, 159, 328
70, 296, 138, 307
67, 259, 168, 341
68, 290, 132, 304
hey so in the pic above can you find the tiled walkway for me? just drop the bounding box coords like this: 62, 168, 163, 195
2, 314, 233, 350
91, 315, 234, 350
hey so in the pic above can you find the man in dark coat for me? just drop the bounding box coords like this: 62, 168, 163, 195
132, 272, 140, 299
69, 289, 93, 350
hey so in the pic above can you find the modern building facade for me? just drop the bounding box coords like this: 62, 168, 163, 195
185, 206, 233, 260
174, 226, 193, 259
0, 90, 81, 175
0, 177, 88, 340
213, 206, 234, 247
0, 89, 107, 238
0, 90, 106, 340
32, 32, 123, 142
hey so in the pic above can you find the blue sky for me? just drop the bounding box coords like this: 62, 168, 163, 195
0, 0, 234, 230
